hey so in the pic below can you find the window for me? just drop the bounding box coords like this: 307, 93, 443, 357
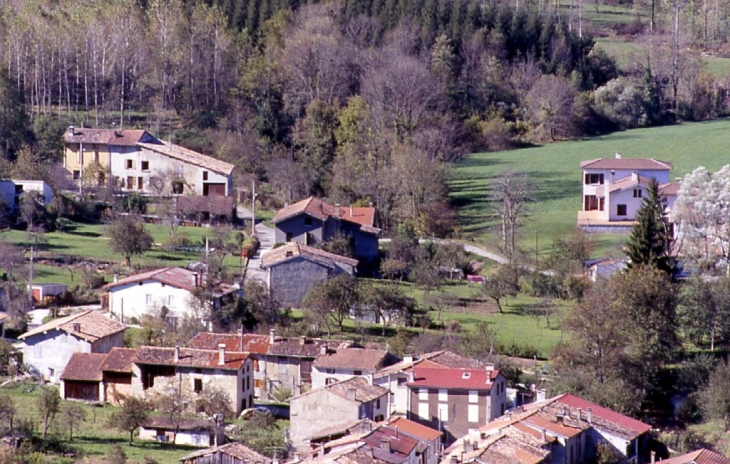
438, 404, 449, 421
418, 388, 428, 400
48, 368, 54, 378
168, 295, 175, 307
203, 171, 209, 181
374, 414, 384, 422
286, 232, 293, 242
145, 294, 152, 305
194, 379, 203, 393
438, 389, 448, 402
633, 189, 642, 198
353, 370, 363, 376
172, 181, 184, 194
254, 379, 264, 389
418, 402, 429, 420
126, 159, 134, 169
326, 368, 335, 374
72, 170, 80, 180
141, 161, 150, 171
279, 360, 287, 375
304, 217, 313, 226
376, 398, 381, 408
242, 398, 247, 410
617, 204, 627, 216
94, 151, 99, 163
126, 176, 134, 189
254, 359, 259, 372
469, 390, 479, 403
138, 177, 143, 190
584, 173, 604, 185
468, 404, 479, 423
326, 377, 337, 385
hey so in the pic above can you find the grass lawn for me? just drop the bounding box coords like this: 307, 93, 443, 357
450, 118, 730, 259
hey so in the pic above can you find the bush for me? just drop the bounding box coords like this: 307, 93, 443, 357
520, 272, 559, 298
497, 342, 539, 359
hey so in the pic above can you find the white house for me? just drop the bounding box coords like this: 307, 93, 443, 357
0, 180, 52, 208
18, 310, 126, 383
103, 267, 241, 323
311, 346, 400, 389
578, 154, 679, 228
138, 417, 224, 447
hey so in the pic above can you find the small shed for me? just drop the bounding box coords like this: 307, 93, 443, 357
180, 442, 272, 464
59, 352, 105, 402
139, 417, 224, 447
28, 283, 67, 303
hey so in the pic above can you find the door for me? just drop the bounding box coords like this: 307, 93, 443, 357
203, 183, 225, 196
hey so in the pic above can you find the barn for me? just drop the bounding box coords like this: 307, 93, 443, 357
59, 352, 105, 402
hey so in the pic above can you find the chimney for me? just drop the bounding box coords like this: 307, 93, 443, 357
270, 328, 276, 344
174, 346, 180, 363
577, 408, 582, 421
320, 345, 328, 356
68, 126, 75, 135
586, 407, 592, 424
299, 337, 306, 345
113, 274, 118, 283
651, 451, 656, 464
346, 388, 357, 401
335, 203, 341, 217
284, 202, 289, 209
350, 205, 353, 217
632, 172, 638, 182
218, 343, 226, 365
72, 323, 81, 333
485, 363, 494, 372
541, 428, 546, 442
380, 438, 391, 452
463, 439, 470, 452
408, 370, 414, 383
615, 152, 622, 159
193, 273, 198, 287
403, 355, 414, 364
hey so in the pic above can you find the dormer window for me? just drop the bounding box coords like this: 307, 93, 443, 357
462, 372, 471, 379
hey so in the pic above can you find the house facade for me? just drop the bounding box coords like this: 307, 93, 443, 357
407, 366, 507, 444
272, 197, 380, 260
131, 345, 254, 414
261, 242, 358, 308
104, 267, 241, 323
138, 416, 224, 447
63, 127, 234, 196
312, 346, 400, 389
18, 310, 126, 383
288, 376, 389, 452
0, 180, 52, 208
578, 154, 678, 228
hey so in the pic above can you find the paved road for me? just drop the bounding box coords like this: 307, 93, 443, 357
379, 238, 510, 265
237, 205, 275, 283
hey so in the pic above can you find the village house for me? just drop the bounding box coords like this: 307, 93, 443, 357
288, 376, 389, 452
104, 267, 241, 323
659, 448, 730, 464
386, 417, 443, 464
444, 393, 653, 464
180, 442, 272, 464
188, 330, 352, 400
131, 345, 254, 414
100, 347, 137, 404
406, 365, 507, 444
373, 351, 483, 417
63, 126, 234, 196
59, 347, 139, 404
0, 180, 52, 209
578, 154, 679, 230
272, 197, 380, 261
312, 346, 400, 389
18, 310, 126, 383
138, 416, 224, 447
260, 242, 358, 308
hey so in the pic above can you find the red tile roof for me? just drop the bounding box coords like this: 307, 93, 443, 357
363, 427, 419, 458
291, 376, 388, 404
315, 347, 399, 371
100, 348, 137, 373
387, 417, 442, 442
60, 352, 107, 381
556, 394, 651, 435
104, 267, 199, 291
133, 346, 248, 371
64, 128, 153, 146
261, 242, 359, 269
19, 310, 126, 343
520, 414, 582, 438
407, 367, 499, 391
272, 197, 377, 229
188, 333, 270, 354
660, 181, 681, 196
580, 158, 673, 170
660, 449, 730, 464
138, 142, 235, 175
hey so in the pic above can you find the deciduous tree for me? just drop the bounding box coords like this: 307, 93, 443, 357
107, 214, 154, 266
490, 170, 533, 262
36, 386, 60, 438
60, 402, 86, 441
107, 396, 149, 445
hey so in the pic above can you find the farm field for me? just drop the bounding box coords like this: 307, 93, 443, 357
450, 118, 730, 259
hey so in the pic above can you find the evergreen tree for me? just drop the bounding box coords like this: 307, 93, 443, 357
626, 177, 673, 274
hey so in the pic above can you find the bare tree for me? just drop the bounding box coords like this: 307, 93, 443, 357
490, 170, 534, 262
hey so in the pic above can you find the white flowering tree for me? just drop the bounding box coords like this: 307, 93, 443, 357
674, 165, 730, 273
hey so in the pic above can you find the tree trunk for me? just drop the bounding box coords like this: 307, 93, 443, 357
125, 255, 131, 267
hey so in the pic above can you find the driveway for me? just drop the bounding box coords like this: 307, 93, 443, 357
238, 205, 275, 283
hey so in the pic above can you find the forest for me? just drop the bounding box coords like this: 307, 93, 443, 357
2, 0, 726, 231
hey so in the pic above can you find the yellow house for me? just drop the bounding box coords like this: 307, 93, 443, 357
63, 127, 156, 183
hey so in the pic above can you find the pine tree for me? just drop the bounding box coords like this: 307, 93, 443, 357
626, 177, 673, 274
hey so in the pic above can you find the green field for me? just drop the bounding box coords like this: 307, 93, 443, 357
451, 118, 730, 258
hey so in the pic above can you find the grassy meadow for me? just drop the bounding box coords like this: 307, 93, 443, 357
450, 118, 730, 258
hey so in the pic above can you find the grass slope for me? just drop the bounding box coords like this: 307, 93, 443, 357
451, 118, 730, 258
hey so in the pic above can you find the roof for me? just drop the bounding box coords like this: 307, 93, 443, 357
176, 195, 235, 217
387, 417, 442, 442
188, 333, 270, 354
180, 442, 272, 464
64, 128, 154, 146
422, 350, 483, 369
138, 142, 234, 176
407, 367, 499, 390
660, 181, 681, 196
133, 346, 248, 371
142, 416, 215, 431
520, 414, 582, 439
100, 348, 137, 373
580, 157, 673, 171
261, 242, 359, 269
60, 353, 106, 381
315, 347, 399, 371
660, 449, 730, 464
290, 376, 387, 404
556, 394, 652, 436
363, 427, 419, 458
606, 173, 654, 193
103, 267, 198, 291
19, 310, 126, 343
272, 197, 377, 229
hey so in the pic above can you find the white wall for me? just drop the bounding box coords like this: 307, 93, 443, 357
312, 367, 370, 389
108, 279, 198, 323
608, 188, 644, 221
138, 427, 211, 447
373, 373, 410, 416
584, 168, 670, 186
22, 330, 91, 383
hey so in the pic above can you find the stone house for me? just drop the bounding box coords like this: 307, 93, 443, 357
180, 442, 272, 464
260, 242, 358, 308
100, 347, 137, 404
288, 376, 389, 452
272, 197, 380, 260
312, 346, 400, 389
188, 330, 352, 400
373, 350, 483, 417
138, 416, 224, 447
63, 127, 234, 196
131, 345, 254, 414
407, 366, 507, 444
445, 393, 653, 464
104, 267, 241, 323
18, 310, 126, 383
